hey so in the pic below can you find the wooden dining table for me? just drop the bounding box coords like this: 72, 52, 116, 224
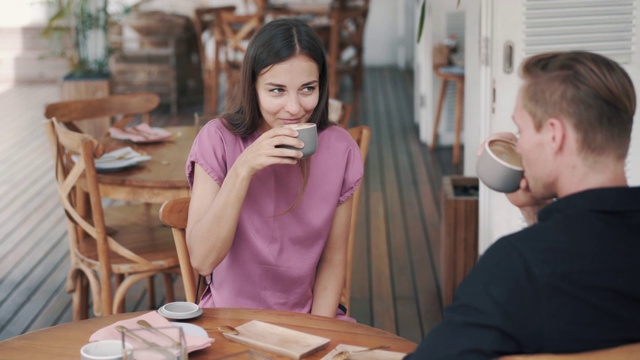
0, 308, 417, 359
96, 125, 197, 204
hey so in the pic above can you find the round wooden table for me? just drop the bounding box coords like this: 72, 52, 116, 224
97, 125, 196, 203
0, 308, 416, 359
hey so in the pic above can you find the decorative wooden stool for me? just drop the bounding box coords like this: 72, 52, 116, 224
430, 66, 465, 164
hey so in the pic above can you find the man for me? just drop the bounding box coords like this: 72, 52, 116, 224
405, 51, 640, 359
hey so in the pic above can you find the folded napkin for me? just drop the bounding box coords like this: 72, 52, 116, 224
109, 123, 173, 143
89, 311, 214, 353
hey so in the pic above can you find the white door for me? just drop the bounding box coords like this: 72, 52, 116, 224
478, 0, 640, 254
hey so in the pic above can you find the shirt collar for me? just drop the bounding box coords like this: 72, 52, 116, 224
538, 187, 640, 223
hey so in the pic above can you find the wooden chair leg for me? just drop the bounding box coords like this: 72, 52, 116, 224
163, 273, 175, 303
353, 64, 364, 125
114, 274, 125, 313
71, 274, 89, 321
452, 79, 465, 164
430, 78, 448, 151
79, 275, 89, 320
146, 276, 155, 310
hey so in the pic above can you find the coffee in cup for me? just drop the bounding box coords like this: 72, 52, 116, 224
278, 123, 317, 158
476, 138, 523, 193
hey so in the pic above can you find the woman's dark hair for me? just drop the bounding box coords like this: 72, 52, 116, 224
222, 18, 330, 137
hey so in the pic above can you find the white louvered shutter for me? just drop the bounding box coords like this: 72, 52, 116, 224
522, 0, 636, 64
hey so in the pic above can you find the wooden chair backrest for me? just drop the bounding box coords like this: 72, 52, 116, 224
159, 125, 371, 313
340, 125, 371, 314
213, 11, 262, 67
193, 6, 236, 71
44, 92, 161, 134
211, 9, 262, 111
158, 197, 198, 303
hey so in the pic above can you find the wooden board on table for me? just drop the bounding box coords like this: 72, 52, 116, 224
222, 320, 330, 359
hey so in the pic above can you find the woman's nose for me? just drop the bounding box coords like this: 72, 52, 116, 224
284, 95, 301, 114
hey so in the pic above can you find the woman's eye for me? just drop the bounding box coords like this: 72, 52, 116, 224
269, 88, 285, 94
301, 86, 316, 94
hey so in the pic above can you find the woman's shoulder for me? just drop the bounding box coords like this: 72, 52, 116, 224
197, 118, 241, 140
319, 125, 357, 146
200, 118, 230, 133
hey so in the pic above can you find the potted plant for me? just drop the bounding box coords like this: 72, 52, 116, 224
43, 0, 112, 79
41, 0, 145, 136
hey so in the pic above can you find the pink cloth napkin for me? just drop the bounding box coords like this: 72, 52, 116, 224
109, 123, 173, 143
89, 311, 214, 353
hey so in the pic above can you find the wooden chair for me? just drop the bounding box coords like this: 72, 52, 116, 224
341, 125, 371, 314
329, 98, 353, 129
158, 197, 200, 303
44, 92, 161, 138
43, 118, 180, 320
327, 0, 370, 126
193, 6, 236, 115
212, 8, 263, 113
159, 125, 371, 315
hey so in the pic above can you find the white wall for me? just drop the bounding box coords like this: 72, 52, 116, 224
363, 0, 397, 66
0, 0, 51, 26
413, 0, 471, 144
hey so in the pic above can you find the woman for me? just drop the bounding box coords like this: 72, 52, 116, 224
185, 18, 364, 319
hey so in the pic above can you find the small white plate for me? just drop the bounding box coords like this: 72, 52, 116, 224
158, 302, 203, 320
72, 146, 151, 172
171, 322, 208, 338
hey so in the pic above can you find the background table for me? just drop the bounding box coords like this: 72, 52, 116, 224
0, 308, 417, 359
97, 125, 196, 203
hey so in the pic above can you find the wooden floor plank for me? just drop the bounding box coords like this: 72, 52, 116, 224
369, 68, 421, 338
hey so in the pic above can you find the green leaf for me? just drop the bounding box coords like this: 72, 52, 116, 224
417, 0, 426, 43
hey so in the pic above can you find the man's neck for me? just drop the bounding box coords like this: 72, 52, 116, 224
556, 158, 628, 198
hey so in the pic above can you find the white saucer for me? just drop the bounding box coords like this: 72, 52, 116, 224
158, 302, 203, 320
171, 322, 208, 338
71, 146, 151, 172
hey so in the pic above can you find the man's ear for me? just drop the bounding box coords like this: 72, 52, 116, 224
546, 117, 566, 153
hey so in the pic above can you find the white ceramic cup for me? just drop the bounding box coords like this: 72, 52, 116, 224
476, 137, 523, 193
279, 123, 318, 158
161, 301, 200, 316
80, 340, 130, 360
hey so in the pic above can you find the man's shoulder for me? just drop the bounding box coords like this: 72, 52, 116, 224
478, 224, 561, 276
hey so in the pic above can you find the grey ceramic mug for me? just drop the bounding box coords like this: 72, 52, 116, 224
476, 138, 523, 193
279, 123, 317, 158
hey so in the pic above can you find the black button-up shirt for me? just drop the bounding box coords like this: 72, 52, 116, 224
405, 187, 640, 359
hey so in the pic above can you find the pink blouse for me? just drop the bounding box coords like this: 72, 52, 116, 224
186, 119, 363, 315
